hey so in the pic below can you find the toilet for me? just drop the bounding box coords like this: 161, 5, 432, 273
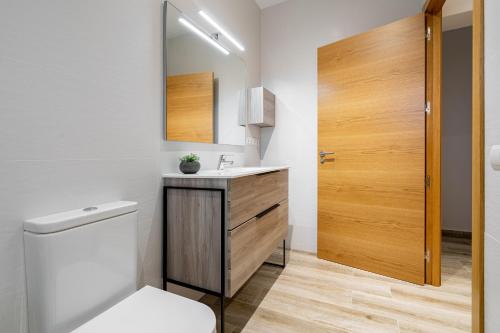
23, 201, 216, 333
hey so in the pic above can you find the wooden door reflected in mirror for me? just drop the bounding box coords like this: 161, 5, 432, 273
166, 72, 214, 143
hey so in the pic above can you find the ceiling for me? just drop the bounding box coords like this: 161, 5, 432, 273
254, 0, 289, 9
254, 0, 471, 31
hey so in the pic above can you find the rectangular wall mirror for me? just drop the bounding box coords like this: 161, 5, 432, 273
164, 1, 247, 145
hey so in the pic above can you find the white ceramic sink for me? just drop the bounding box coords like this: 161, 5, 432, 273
163, 166, 288, 179
199, 167, 264, 176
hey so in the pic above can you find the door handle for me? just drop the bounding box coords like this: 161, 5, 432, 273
319, 151, 335, 164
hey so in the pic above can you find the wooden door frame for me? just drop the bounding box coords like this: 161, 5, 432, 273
423, 0, 484, 332
424, 8, 442, 287
471, 1, 484, 332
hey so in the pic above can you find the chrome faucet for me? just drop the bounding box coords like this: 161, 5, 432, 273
217, 154, 234, 170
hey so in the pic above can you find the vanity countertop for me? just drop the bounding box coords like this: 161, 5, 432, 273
162, 166, 289, 179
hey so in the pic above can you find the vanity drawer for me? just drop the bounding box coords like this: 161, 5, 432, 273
228, 169, 288, 230
227, 200, 288, 297
254, 169, 288, 213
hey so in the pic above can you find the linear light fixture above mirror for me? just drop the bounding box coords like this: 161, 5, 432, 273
198, 11, 245, 51
178, 17, 230, 55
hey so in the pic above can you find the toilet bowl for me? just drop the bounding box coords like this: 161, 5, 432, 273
72, 286, 215, 333
24, 201, 216, 333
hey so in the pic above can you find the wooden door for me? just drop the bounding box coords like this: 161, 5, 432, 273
317, 14, 426, 284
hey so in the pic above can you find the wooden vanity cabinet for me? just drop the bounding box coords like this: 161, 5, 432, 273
163, 169, 288, 298
228, 200, 288, 296
247, 87, 276, 127
228, 170, 288, 230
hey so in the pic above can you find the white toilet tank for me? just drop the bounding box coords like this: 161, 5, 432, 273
24, 201, 138, 333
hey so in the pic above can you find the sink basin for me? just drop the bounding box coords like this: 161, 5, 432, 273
163, 166, 288, 179
199, 167, 264, 175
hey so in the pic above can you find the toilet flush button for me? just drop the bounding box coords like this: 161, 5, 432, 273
490, 145, 500, 170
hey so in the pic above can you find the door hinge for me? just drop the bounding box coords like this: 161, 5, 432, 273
425, 101, 431, 114
426, 175, 431, 187
426, 26, 432, 41
425, 249, 431, 262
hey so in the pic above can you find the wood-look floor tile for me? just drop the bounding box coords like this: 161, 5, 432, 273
391, 284, 471, 313
200, 240, 471, 333
244, 307, 351, 333
352, 290, 470, 331
260, 289, 399, 333
398, 319, 470, 333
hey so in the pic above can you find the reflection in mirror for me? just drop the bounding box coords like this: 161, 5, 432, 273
164, 2, 247, 145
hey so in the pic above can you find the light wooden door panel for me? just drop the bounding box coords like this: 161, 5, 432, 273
318, 14, 426, 284
319, 134, 424, 172
318, 171, 424, 208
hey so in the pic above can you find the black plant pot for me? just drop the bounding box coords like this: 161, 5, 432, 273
179, 161, 200, 174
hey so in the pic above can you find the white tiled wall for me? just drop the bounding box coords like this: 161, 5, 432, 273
0, 0, 262, 331
0, 1, 164, 331
485, 235, 500, 332
161, 142, 247, 173
484, 0, 500, 331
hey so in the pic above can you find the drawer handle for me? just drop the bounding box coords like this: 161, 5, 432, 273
256, 204, 280, 219
256, 170, 280, 176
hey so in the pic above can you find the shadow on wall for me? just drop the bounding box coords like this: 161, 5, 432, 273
260, 96, 289, 160
260, 127, 274, 160
137, 186, 164, 289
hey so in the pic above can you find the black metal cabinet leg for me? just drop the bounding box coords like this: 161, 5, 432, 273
263, 239, 287, 269
220, 295, 225, 333
220, 190, 225, 333
163, 186, 168, 291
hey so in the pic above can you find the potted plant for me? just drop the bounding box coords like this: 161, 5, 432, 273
179, 153, 201, 174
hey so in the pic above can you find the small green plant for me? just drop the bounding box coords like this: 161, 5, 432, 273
179, 153, 200, 163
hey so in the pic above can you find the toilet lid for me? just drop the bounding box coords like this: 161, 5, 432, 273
72, 286, 216, 333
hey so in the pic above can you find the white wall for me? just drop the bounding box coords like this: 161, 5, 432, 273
443, 0, 472, 16
0, 0, 262, 330
484, 0, 500, 331
0, 1, 164, 332
260, 0, 423, 252
442, 27, 472, 232
161, 0, 262, 172
442, 0, 472, 31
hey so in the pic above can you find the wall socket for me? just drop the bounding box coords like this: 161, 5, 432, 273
246, 137, 259, 146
